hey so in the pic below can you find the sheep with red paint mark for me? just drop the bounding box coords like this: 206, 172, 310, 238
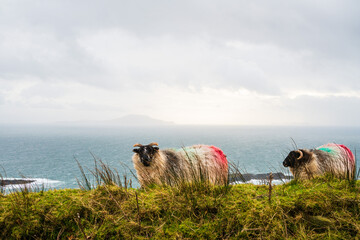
132, 143, 228, 187
283, 143, 355, 180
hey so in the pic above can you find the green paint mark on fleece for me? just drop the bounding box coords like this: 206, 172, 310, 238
318, 148, 335, 154
171, 147, 201, 162
173, 147, 198, 155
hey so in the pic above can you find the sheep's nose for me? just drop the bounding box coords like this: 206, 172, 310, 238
283, 161, 288, 167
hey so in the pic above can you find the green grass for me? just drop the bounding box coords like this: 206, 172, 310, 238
1, 175, 360, 239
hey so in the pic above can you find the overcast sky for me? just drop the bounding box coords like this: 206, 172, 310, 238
0, 0, 359, 125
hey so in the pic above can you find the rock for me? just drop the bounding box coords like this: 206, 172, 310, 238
229, 172, 293, 182
0, 179, 35, 186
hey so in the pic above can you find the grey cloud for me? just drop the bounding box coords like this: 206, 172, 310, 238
0, 29, 104, 84
20, 83, 68, 99
0, 0, 359, 95
2, 0, 358, 57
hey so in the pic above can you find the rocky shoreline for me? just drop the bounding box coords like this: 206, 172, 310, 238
1, 173, 292, 187
0, 179, 35, 187
229, 172, 293, 182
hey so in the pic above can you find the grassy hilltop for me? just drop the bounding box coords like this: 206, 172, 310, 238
0, 175, 360, 239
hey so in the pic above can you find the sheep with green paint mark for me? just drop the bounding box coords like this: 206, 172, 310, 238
283, 143, 355, 180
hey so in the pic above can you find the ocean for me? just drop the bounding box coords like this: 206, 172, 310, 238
0, 125, 359, 190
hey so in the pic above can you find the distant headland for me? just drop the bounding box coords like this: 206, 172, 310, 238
55, 114, 175, 126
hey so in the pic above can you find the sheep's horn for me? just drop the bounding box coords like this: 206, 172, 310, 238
296, 150, 303, 160
148, 142, 159, 146
133, 143, 143, 147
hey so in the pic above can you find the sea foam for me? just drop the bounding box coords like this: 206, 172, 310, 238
1, 178, 63, 190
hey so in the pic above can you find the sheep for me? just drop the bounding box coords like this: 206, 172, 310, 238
282, 143, 355, 180
132, 142, 228, 187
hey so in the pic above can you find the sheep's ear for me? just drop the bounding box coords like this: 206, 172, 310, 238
133, 149, 140, 153
153, 147, 159, 151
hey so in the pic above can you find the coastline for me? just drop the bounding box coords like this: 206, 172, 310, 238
0, 179, 36, 187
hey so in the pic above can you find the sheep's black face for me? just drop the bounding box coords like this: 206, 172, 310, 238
283, 150, 311, 168
133, 145, 159, 167
283, 150, 302, 168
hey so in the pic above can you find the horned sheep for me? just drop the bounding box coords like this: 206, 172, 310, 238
132, 143, 228, 187
283, 143, 355, 180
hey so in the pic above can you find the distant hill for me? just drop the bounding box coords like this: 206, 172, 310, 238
56, 114, 174, 126
105, 114, 174, 126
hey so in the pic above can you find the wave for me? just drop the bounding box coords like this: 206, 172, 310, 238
229, 172, 293, 185
231, 178, 291, 185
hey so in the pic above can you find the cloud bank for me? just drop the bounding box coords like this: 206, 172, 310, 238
0, 0, 359, 125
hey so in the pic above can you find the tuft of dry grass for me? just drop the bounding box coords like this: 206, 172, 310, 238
75, 153, 130, 191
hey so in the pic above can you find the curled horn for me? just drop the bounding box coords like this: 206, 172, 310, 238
133, 143, 143, 147
296, 150, 303, 160
148, 142, 159, 146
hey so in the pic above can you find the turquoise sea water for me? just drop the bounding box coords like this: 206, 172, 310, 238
0, 125, 359, 189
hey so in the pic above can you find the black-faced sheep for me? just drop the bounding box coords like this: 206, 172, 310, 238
132, 143, 228, 187
283, 143, 355, 180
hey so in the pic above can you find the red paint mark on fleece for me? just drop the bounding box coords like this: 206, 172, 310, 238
210, 146, 228, 166
339, 144, 355, 165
